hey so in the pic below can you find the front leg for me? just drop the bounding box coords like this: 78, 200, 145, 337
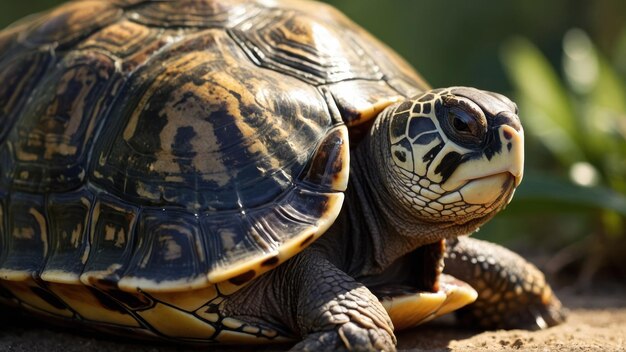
444, 237, 566, 330
223, 250, 396, 351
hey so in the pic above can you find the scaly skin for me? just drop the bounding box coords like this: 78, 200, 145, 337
445, 237, 566, 330
290, 251, 395, 351
222, 249, 396, 351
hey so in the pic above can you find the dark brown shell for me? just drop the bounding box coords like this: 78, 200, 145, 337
0, 0, 427, 296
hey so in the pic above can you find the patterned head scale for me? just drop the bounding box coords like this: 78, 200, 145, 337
386, 87, 524, 222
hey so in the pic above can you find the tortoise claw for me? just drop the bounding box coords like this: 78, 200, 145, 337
455, 287, 567, 330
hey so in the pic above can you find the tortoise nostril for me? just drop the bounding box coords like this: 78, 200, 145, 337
496, 111, 522, 132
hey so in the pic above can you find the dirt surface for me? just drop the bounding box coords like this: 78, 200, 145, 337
0, 283, 624, 352
396, 283, 626, 351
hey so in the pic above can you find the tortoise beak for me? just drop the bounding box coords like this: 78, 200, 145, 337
501, 124, 524, 187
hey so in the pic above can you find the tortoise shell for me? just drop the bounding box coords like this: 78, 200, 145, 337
0, 0, 428, 342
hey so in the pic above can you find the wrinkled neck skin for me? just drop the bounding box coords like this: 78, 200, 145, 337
311, 108, 497, 282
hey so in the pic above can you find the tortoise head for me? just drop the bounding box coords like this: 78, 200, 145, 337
379, 87, 523, 227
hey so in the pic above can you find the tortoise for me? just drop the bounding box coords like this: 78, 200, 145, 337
0, 0, 565, 350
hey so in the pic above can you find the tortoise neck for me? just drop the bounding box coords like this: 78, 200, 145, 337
343, 147, 407, 276
339, 114, 432, 277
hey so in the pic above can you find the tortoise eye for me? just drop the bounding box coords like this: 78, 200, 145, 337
450, 108, 480, 137
451, 111, 471, 133
440, 96, 487, 148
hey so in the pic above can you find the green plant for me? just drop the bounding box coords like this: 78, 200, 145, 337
497, 29, 626, 283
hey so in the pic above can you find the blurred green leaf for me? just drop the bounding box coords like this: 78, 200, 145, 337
514, 173, 626, 215
613, 27, 626, 78
588, 50, 626, 191
561, 29, 626, 177
501, 37, 584, 165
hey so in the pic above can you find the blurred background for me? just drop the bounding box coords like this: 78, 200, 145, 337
2, 0, 625, 285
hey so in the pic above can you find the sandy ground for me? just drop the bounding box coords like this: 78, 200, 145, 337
0, 283, 624, 352
396, 283, 626, 351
